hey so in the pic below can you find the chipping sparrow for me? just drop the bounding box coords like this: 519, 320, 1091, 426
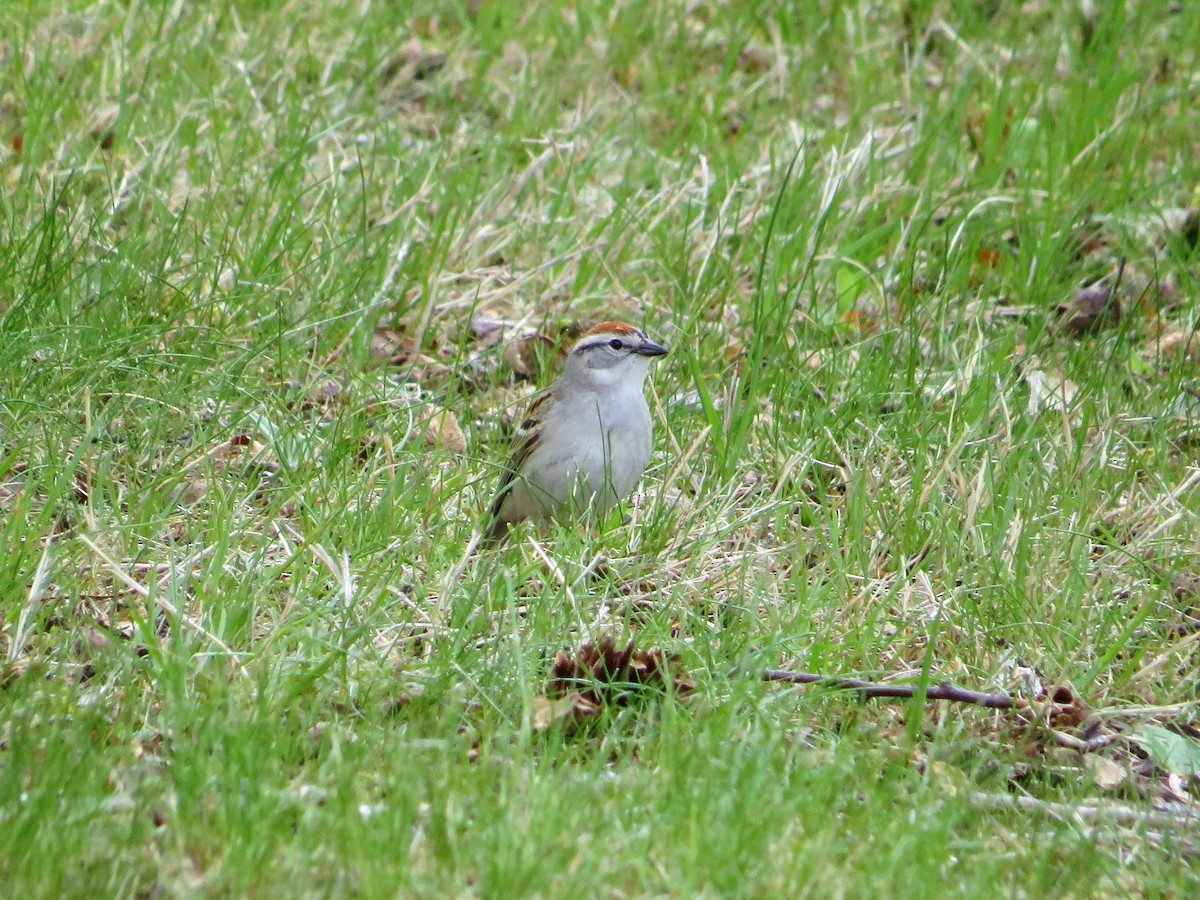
484, 321, 669, 546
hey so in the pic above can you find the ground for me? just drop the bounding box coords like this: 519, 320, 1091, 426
2, 0, 1200, 895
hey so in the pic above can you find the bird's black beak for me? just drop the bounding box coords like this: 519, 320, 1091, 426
635, 340, 669, 358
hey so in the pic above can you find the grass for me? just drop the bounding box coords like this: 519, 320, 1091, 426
2, 0, 1200, 895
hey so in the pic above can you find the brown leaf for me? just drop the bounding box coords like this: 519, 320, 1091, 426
76, 626, 113, 654
379, 38, 447, 86
175, 435, 280, 506
372, 329, 455, 383
1160, 772, 1191, 803
283, 377, 348, 416
175, 476, 209, 505
1086, 755, 1128, 791
504, 333, 557, 381
203, 435, 279, 472
736, 44, 773, 74
311, 379, 343, 406
470, 318, 507, 347
1147, 329, 1200, 365
0, 657, 39, 689
1173, 574, 1200, 606
409, 358, 455, 384
530, 694, 601, 732
1043, 684, 1090, 728
423, 408, 466, 454
370, 327, 410, 362
1058, 281, 1120, 337
1023, 364, 1078, 417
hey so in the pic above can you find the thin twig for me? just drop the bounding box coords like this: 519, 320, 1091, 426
1049, 729, 1117, 753
1132, 614, 1200, 642
758, 668, 1109, 751
760, 669, 1024, 709
969, 792, 1200, 830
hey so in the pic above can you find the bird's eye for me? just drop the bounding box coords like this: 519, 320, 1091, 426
609, 339, 624, 350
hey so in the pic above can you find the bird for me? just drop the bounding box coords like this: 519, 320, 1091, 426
483, 321, 669, 547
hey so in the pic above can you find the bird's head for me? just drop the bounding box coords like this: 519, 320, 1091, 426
562, 321, 668, 390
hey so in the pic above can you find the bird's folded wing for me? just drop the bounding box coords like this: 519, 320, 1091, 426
488, 389, 552, 519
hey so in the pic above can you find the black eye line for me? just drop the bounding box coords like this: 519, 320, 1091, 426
575, 335, 639, 354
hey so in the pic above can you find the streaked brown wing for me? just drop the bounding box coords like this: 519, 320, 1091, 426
488, 390, 551, 520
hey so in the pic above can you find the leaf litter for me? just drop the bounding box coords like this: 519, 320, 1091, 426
530, 634, 696, 733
